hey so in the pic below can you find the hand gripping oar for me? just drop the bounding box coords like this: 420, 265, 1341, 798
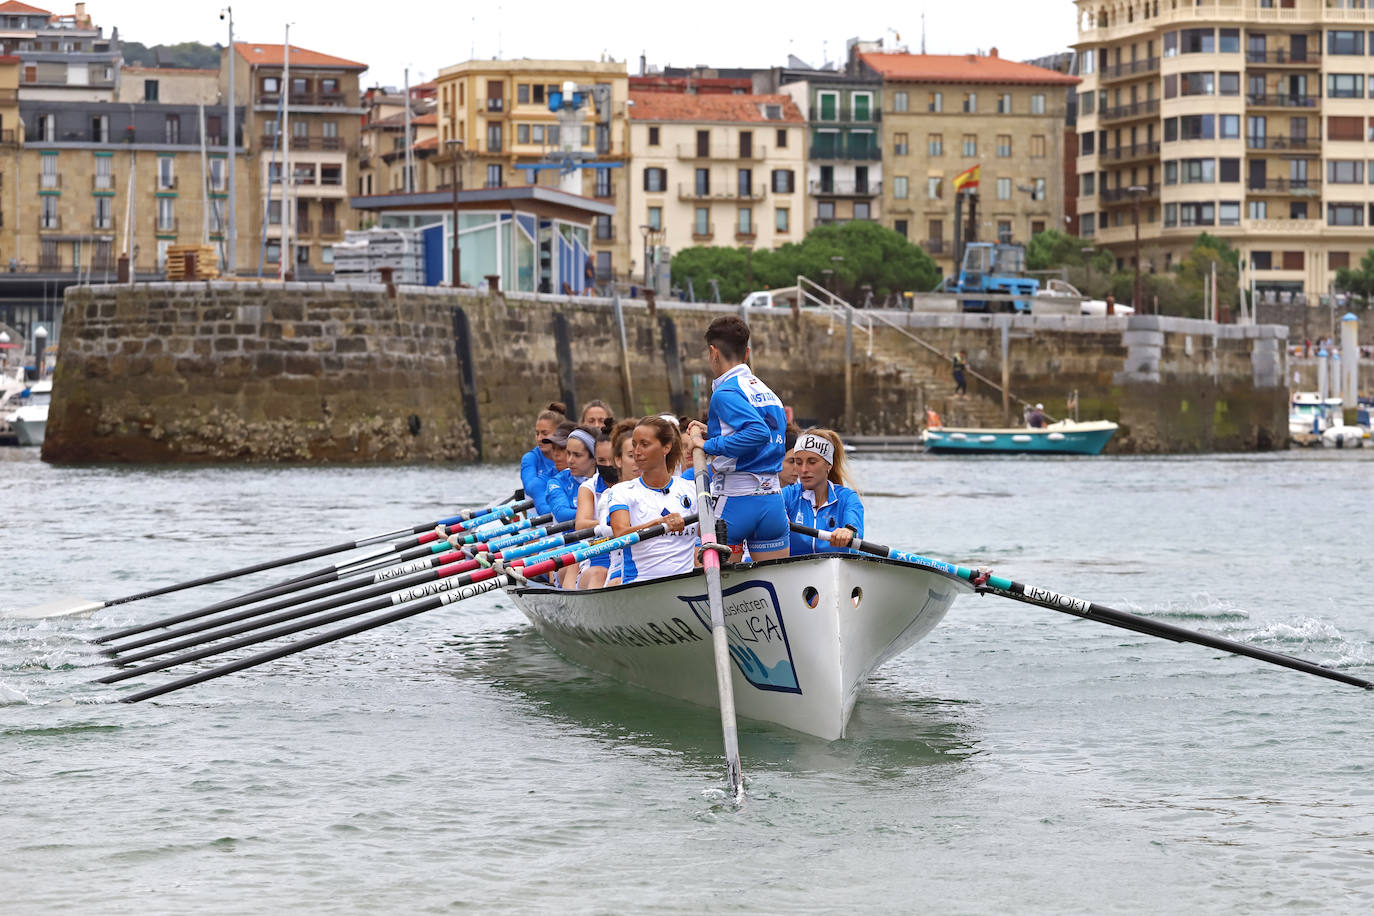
101, 521, 599, 662
693, 447, 745, 804
87, 499, 533, 643
789, 523, 1373, 692
114, 516, 691, 704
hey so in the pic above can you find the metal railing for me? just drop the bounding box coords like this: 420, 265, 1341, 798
320, 219, 342, 238
38, 215, 61, 231
1246, 50, 1320, 65
691, 222, 715, 241
1101, 56, 1160, 80
677, 183, 765, 202
1100, 99, 1159, 121
809, 144, 882, 161
154, 216, 178, 232
1099, 183, 1159, 202
808, 106, 882, 123
1248, 178, 1321, 194
809, 179, 881, 196
1246, 135, 1316, 150
39, 173, 61, 189
922, 239, 950, 255
1246, 93, 1319, 108
676, 144, 767, 160
1103, 140, 1161, 161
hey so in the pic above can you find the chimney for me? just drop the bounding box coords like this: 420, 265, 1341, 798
989, 47, 999, 58
639, 52, 646, 76
75, 2, 86, 19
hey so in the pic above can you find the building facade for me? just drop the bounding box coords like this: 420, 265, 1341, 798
1074, 0, 1374, 303
1, 2, 120, 102
863, 50, 1078, 278
433, 59, 631, 284
626, 91, 806, 284
776, 70, 883, 229
224, 41, 366, 277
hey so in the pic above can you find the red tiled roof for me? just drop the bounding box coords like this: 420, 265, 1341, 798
234, 42, 366, 71
0, 1, 51, 15
414, 112, 437, 125
413, 137, 438, 151
861, 51, 1080, 86
628, 92, 803, 123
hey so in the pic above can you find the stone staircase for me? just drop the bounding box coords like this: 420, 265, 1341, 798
863, 322, 1009, 429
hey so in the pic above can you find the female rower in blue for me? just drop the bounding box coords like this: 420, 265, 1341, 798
520, 402, 567, 515
783, 428, 864, 555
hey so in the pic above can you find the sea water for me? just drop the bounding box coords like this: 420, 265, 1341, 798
2, 448, 1372, 914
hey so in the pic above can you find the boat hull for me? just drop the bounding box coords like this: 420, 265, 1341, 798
12, 410, 46, 446
922, 420, 1117, 455
509, 554, 970, 740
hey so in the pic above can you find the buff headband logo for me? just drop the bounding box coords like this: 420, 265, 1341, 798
795, 433, 834, 466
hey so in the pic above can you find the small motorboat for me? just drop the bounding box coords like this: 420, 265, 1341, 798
921, 418, 1118, 455
509, 553, 969, 740
9, 378, 51, 447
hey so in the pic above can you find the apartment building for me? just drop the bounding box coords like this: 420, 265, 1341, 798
626, 92, 806, 269
1074, 0, 1374, 302
15, 96, 250, 273
863, 49, 1078, 277
1, 2, 121, 102
433, 59, 630, 281
224, 41, 365, 276
358, 85, 439, 196
774, 65, 884, 229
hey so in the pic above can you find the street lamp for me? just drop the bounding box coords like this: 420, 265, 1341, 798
445, 138, 464, 287
1127, 185, 1147, 313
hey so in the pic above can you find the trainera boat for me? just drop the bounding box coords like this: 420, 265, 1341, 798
508, 553, 971, 740
921, 418, 1118, 455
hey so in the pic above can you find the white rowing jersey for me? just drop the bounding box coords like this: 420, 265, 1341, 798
606, 476, 699, 584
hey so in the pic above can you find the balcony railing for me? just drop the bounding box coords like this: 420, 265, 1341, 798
592, 182, 615, 199
0, 128, 16, 146
320, 219, 342, 238
1246, 135, 1316, 150
1103, 140, 1161, 161
39, 172, 61, 189
154, 216, 178, 233
297, 217, 313, 234
258, 91, 351, 108
595, 224, 616, 241
677, 183, 766, 202
1248, 178, 1321, 195
1245, 50, 1321, 66
808, 179, 881, 196
1100, 56, 1160, 81
808, 143, 882, 161
808, 107, 882, 123
735, 229, 758, 241
1246, 94, 1319, 108
691, 222, 715, 241
157, 176, 178, 191
1099, 183, 1160, 202
92, 214, 113, 230
676, 144, 767, 161
92, 173, 114, 191
1100, 99, 1159, 122
922, 238, 950, 255
38, 214, 61, 231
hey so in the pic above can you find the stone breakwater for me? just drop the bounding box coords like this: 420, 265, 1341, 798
45, 282, 1291, 463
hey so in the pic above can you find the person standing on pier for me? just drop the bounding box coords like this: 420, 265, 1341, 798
952, 350, 968, 397
686, 316, 790, 562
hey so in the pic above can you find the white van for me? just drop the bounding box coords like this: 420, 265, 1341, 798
740, 290, 798, 310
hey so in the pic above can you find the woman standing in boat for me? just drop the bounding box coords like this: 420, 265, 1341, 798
783, 428, 864, 555
520, 402, 567, 515
606, 416, 698, 584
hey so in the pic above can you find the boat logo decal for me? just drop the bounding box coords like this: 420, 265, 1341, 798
680, 580, 801, 694
1023, 586, 1091, 614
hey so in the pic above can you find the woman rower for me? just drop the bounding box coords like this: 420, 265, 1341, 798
580, 399, 614, 429
601, 418, 640, 587
574, 420, 622, 590
782, 428, 864, 555
605, 416, 699, 584
543, 422, 599, 587
520, 402, 566, 515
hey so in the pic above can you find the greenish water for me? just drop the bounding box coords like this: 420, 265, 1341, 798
2, 449, 1372, 913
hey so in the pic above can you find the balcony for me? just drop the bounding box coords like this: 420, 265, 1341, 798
595, 224, 616, 241
1100, 56, 1160, 82
922, 238, 951, 256
808, 107, 882, 123
38, 215, 61, 231
1241, 217, 1322, 235
808, 179, 881, 197
1246, 94, 1319, 108
91, 214, 113, 230
157, 176, 178, 191
297, 217, 313, 235
91, 173, 115, 191
0, 128, 16, 147
676, 144, 766, 161
257, 91, 352, 108
320, 219, 342, 238
1246, 135, 1318, 153
1248, 178, 1321, 196
154, 216, 179, 233
1102, 140, 1161, 162
735, 229, 758, 241
677, 183, 766, 202
1245, 50, 1321, 66
691, 222, 715, 241
1099, 183, 1159, 203
288, 135, 345, 150
1100, 99, 1158, 123
592, 182, 615, 199
484, 98, 504, 113
808, 142, 882, 161
39, 173, 62, 189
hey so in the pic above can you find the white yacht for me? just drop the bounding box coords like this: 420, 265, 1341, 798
9, 378, 50, 447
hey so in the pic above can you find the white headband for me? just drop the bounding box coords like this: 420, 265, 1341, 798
569, 428, 598, 454
794, 432, 834, 466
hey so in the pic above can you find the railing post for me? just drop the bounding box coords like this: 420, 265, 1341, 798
1000, 316, 1011, 425
844, 304, 855, 431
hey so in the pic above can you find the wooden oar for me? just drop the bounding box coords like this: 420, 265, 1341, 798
789, 522, 1373, 691
113, 517, 690, 704
102, 521, 596, 661
692, 447, 745, 804
86, 499, 532, 642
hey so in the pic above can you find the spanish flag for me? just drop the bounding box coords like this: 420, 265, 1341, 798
953, 164, 980, 193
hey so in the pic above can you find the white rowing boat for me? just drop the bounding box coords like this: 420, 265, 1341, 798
508, 553, 971, 740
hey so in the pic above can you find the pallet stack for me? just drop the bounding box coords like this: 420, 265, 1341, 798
332, 228, 425, 285
165, 245, 221, 281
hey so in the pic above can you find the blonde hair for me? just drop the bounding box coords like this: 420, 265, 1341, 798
798, 427, 852, 489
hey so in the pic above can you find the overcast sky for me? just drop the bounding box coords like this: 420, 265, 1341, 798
94, 0, 1080, 89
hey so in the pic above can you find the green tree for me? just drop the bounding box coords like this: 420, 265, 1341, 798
671, 222, 938, 304
121, 40, 223, 70
1026, 229, 1113, 273
1335, 249, 1374, 304
1169, 232, 1241, 317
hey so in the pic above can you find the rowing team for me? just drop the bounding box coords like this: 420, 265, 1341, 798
518, 316, 866, 590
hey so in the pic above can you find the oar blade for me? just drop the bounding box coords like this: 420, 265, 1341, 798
7, 596, 106, 620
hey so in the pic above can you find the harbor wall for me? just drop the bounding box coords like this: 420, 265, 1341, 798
46, 283, 1291, 463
